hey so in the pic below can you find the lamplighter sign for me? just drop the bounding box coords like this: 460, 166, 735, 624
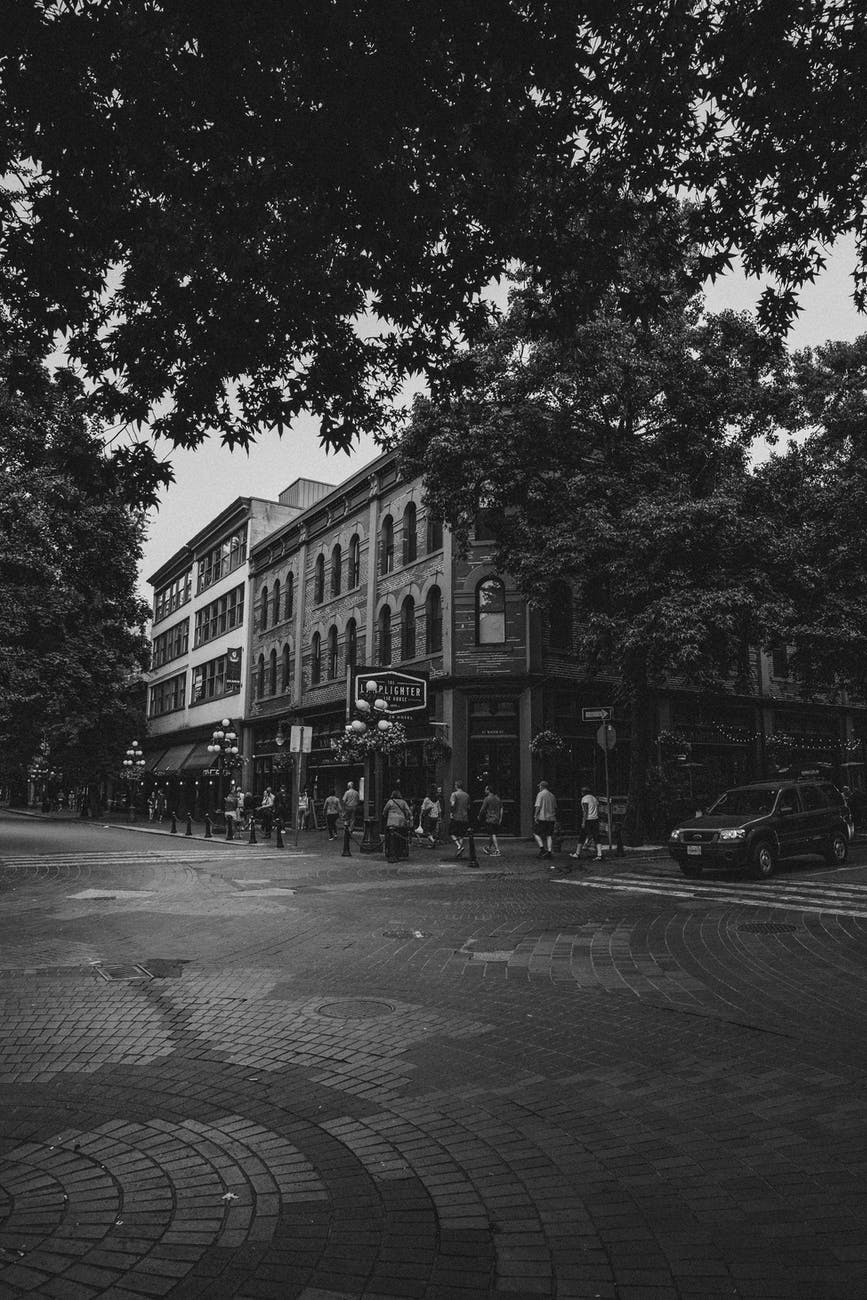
353, 668, 429, 715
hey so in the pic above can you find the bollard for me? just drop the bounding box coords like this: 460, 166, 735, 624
615, 826, 625, 857
185, 812, 193, 836
225, 816, 234, 841
248, 818, 257, 845
275, 818, 284, 848
170, 811, 178, 834
341, 822, 352, 857
466, 825, 479, 867
204, 815, 212, 839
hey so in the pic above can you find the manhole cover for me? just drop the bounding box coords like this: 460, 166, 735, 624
317, 998, 395, 1019
95, 964, 153, 982
738, 922, 799, 934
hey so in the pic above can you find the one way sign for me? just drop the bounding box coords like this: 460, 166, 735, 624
581, 706, 613, 722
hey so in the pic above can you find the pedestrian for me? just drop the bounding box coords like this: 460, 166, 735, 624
572, 785, 603, 861
449, 780, 471, 857
341, 781, 361, 832
419, 786, 441, 846
323, 790, 341, 839
147, 790, 157, 822
382, 788, 412, 861
260, 786, 275, 836
478, 784, 503, 856
224, 785, 238, 830
533, 779, 557, 863
297, 788, 310, 831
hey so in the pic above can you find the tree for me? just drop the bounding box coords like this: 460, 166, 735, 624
401, 217, 797, 840
1, 2, 864, 465
0, 329, 152, 797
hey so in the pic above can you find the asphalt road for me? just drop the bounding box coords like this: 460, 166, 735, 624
2, 810, 867, 1299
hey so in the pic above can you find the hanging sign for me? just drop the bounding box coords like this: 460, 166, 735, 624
353, 668, 428, 715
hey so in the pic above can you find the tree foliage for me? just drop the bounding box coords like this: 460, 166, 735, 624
1, 2, 865, 465
0, 329, 151, 786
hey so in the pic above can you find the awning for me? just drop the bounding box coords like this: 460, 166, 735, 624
144, 749, 168, 772
181, 742, 217, 773
152, 743, 196, 773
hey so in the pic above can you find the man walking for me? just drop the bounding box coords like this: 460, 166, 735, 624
323, 790, 341, 840
573, 785, 603, 861
533, 780, 557, 863
341, 781, 360, 833
449, 780, 471, 858
478, 784, 503, 856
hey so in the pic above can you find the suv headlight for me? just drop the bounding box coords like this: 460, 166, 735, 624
718, 828, 746, 841
669, 829, 683, 841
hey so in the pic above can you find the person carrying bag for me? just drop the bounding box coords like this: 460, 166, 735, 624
382, 788, 412, 862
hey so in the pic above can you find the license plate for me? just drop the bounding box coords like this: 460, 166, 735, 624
686, 845, 702, 856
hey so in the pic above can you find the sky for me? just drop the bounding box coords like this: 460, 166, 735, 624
139, 235, 865, 591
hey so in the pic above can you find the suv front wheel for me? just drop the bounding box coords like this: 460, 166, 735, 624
825, 830, 849, 867
749, 840, 777, 879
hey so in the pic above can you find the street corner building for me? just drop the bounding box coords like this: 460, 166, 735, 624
141, 450, 867, 836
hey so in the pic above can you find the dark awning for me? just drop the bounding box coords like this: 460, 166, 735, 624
181, 742, 217, 773
144, 749, 168, 772
152, 743, 196, 773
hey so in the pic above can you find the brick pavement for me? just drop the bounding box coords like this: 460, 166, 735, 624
2, 812, 867, 1297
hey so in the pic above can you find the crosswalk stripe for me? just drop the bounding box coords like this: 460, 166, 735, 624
555, 874, 867, 918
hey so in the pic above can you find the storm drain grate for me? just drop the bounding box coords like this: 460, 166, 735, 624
317, 998, 395, 1019
738, 922, 799, 934
95, 964, 153, 982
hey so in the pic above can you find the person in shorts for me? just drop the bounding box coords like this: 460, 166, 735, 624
449, 781, 471, 858
341, 781, 360, 832
478, 784, 503, 856
573, 785, 603, 860
533, 780, 557, 862
323, 790, 341, 839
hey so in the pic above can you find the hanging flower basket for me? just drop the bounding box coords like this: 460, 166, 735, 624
529, 729, 567, 757
423, 735, 452, 765
331, 719, 409, 764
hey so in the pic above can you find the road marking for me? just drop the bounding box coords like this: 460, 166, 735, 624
555, 871, 867, 919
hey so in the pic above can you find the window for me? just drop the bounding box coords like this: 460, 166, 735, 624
154, 571, 192, 624
426, 515, 443, 553
285, 571, 294, 620
272, 578, 281, 625
349, 534, 361, 588
477, 577, 506, 644
151, 617, 189, 668
193, 584, 245, 647
314, 554, 325, 603
548, 580, 573, 651
426, 586, 443, 653
257, 654, 265, 699
380, 515, 394, 574
259, 585, 269, 631
191, 652, 241, 704
401, 596, 416, 660
311, 632, 321, 684
282, 643, 292, 692
327, 625, 338, 679
196, 524, 247, 593
331, 544, 342, 596
148, 671, 186, 718
771, 646, 789, 678
378, 605, 392, 665
346, 618, 357, 670
269, 648, 277, 696
402, 503, 417, 565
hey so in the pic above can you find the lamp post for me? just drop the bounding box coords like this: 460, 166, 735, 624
349, 679, 394, 853
207, 719, 240, 837
121, 739, 146, 821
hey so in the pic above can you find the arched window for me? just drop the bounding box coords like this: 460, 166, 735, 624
346, 618, 357, 670
349, 534, 361, 588
380, 515, 394, 575
314, 554, 325, 603
331, 544, 342, 596
257, 653, 265, 699
548, 580, 573, 651
260, 585, 269, 631
268, 648, 277, 695
426, 585, 443, 653
402, 502, 417, 565
427, 514, 443, 553
327, 625, 338, 679
285, 571, 294, 620
476, 577, 506, 644
401, 595, 416, 660
282, 643, 292, 692
272, 577, 281, 626
311, 632, 321, 684
378, 605, 392, 665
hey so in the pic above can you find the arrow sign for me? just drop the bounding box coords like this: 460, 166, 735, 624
582, 706, 612, 722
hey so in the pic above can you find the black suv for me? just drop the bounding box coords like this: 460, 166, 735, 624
668, 780, 850, 879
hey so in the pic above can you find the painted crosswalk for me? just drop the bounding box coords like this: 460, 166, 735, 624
0, 849, 307, 868
555, 865, 867, 919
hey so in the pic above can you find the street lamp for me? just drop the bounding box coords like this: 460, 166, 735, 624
207, 718, 240, 839
350, 679, 394, 853
121, 739, 146, 821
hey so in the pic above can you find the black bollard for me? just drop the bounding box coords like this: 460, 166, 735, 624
341, 823, 352, 857
466, 825, 479, 867
185, 812, 193, 836
170, 811, 178, 834
615, 826, 625, 857
248, 818, 257, 845
275, 818, 284, 848
204, 815, 212, 839
225, 816, 234, 841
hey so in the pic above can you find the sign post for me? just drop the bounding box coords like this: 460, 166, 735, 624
290, 725, 312, 846
596, 722, 616, 850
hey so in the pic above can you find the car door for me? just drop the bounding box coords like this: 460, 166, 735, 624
775, 786, 806, 859
800, 783, 830, 851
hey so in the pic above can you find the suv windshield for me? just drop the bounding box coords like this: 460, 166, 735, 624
708, 787, 778, 817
